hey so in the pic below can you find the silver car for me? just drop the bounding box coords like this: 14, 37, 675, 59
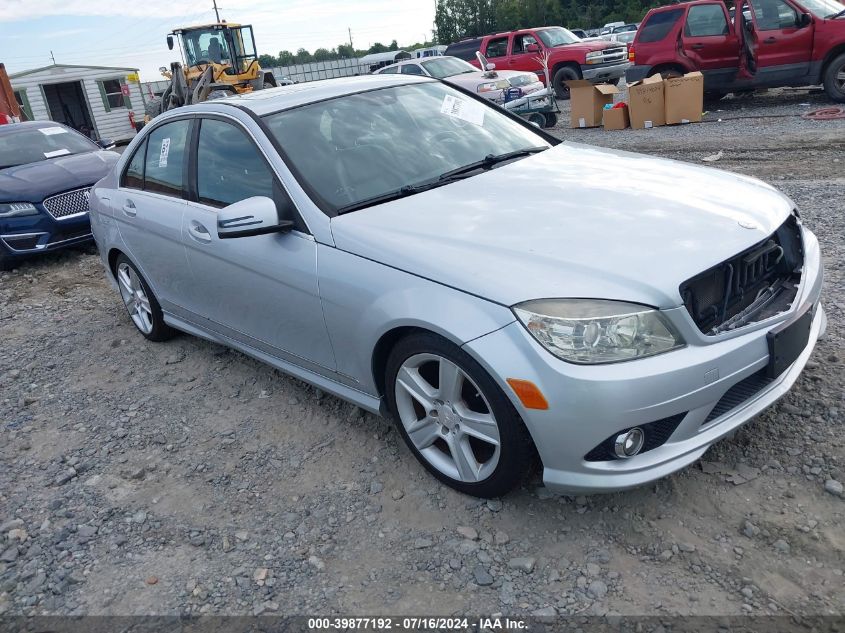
375, 56, 545, 103
89, 75, 825, 498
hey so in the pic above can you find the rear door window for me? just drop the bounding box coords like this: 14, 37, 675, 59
639, 8, 685, 42
485, 37, 509, 58
400, 64, 425, 75
143, 120, 190, 198
685, 4, 730, 36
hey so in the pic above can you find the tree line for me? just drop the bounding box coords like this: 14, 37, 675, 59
258, 38, 435, 68
434, 0, 665, 42
257, 0, 666, 68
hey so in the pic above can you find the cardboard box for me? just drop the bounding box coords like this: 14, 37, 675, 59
627, 74, 665, 129
603, 105, 630, 130
566, 80, 619, 128
664, 71, 704, 125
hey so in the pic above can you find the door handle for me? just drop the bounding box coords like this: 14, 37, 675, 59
690, 43, 705, 50
188, 220, 212, 244
763, 37, 777, 44
122, 200, 136, 217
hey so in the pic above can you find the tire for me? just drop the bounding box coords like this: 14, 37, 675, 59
649, 68, 683, 80
385, 332, 535, 498
552, 66, 579, 100
114, 254, 174, 342
823, 52, 845, 103
526, 112, 545, 127
542, 112, 558, 128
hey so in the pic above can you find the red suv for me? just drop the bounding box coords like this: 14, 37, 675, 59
445, 27, 630, 99
627, 0, 845, 102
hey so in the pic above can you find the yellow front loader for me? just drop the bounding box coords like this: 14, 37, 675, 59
146, 22, 279, 120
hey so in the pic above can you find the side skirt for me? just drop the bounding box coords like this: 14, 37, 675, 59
163, 313, 386, 416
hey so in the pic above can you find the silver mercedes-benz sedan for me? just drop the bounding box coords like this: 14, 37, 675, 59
89, 75, 825, 498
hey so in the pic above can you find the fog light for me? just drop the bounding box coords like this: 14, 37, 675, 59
614, 428, 644, 458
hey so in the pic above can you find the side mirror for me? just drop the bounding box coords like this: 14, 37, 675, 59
167, 35, 174, 50
485, 62, 496, 71
96, 138, 115, 150
526, 43, 541, 53
217, 196, 293, 239
800, 12, 812, 27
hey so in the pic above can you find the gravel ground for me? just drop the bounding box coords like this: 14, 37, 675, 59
1, 88, 843, 618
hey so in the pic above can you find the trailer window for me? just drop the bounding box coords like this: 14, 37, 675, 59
101, 79, 126, 109
639, 8, 685, 42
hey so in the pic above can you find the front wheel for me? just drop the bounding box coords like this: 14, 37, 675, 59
385, 332, 534, 498
552, 66, 579, 100
823, 53, 845, 103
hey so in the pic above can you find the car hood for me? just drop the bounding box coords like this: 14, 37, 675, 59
555, 39, 618, 52
330, 143, 795, 308
0, 151, 120, 203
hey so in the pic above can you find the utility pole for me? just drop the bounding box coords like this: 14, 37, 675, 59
348, 27, 354, 50
50, 50, 56, 64
213, 0, 221, 22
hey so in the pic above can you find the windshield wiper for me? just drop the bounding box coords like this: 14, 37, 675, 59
436, 146, 549, 182
827, 8, 845, 18
336, 180, 447, 215
335, 147, 548, 215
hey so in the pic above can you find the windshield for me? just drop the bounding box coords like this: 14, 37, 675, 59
181, 27, 232, 66
421, 57, 477, 79
536, 27, 581, 47
263, 82, 548, 214
798, 0, 844, 16
0, 125, 97, 169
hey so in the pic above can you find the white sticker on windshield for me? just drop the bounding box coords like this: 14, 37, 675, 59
440, 95, 485, 126
158, 138, 171, 168
40, 126, 68, 136
44, 149, 71, 158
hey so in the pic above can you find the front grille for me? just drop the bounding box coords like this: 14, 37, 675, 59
680, 215, 804, 335
43, 187, 91, 220
703, 370, 774, 425
599, 47, 627, 63
584, 413, 686, 462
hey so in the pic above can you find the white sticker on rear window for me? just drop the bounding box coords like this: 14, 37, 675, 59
44, 149, 71, 158
440, 95, 485, 126
158, 138, 171, 168
40, 127, 68, 136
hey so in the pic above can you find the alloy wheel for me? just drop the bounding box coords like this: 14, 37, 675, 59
117, 262, 154, 335
394, 353, 501, 483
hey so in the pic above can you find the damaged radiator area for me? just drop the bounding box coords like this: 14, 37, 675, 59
680, 215, 804, 335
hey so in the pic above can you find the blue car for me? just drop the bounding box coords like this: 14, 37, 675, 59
0, 121, 119, 270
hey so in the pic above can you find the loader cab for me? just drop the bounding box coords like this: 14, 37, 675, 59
170, 23, 259, 77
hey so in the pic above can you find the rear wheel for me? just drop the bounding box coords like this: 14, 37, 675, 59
552, 66, 579, 100
542, 112, 558, 128
385, 332, 534, 498
114, 254, 174, 342
823, 53, 845, 103
649, 67, 683, 80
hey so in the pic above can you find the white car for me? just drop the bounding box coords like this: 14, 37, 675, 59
375, 56, 545, 103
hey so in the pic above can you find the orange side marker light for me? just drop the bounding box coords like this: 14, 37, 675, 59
506, 379, 549, 410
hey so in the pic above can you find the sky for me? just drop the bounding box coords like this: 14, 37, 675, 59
0, 0, 436, 81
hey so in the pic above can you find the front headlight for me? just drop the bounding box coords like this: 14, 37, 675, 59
514, 299, 685, 364
0, 202, 38, 218
585, 51, 603, 64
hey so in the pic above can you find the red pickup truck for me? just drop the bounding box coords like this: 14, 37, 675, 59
626, 0, 845, 102
445, 27, 630, 99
